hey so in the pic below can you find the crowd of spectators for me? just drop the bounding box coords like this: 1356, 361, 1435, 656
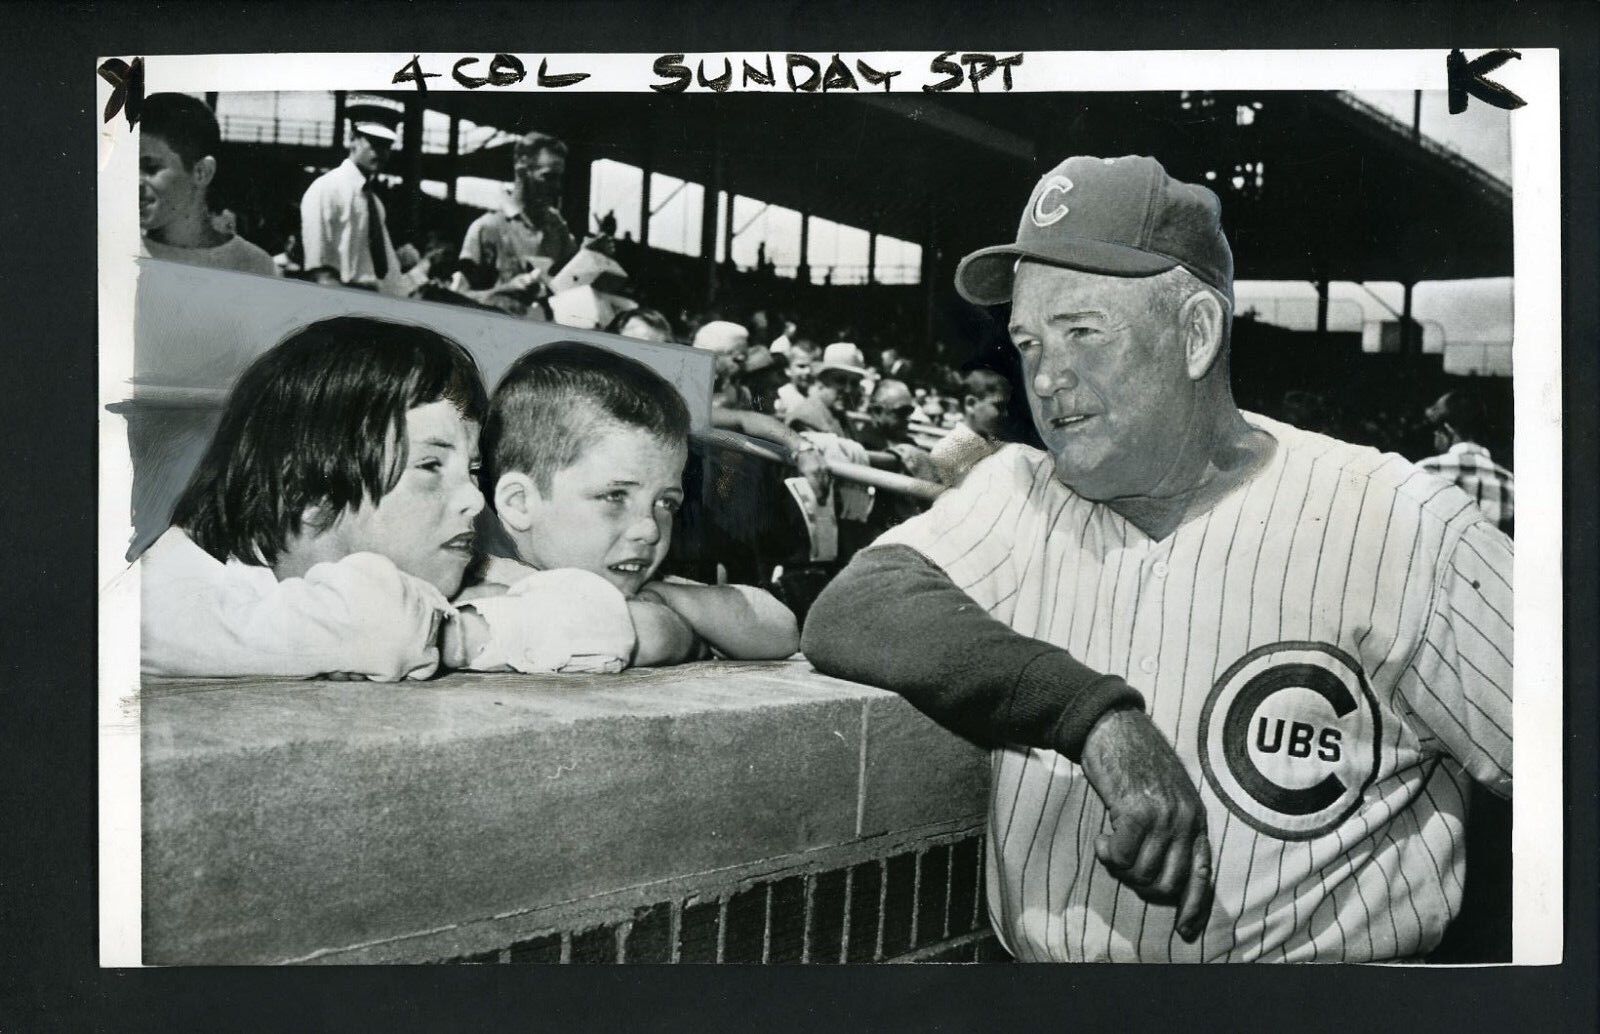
138, 92, 1514, 614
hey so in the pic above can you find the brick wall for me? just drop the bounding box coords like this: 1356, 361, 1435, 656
439, 832, 1007, 965
142, 661, 1000, 965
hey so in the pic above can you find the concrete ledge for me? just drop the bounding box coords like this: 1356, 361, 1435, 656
142, 660, 989, 964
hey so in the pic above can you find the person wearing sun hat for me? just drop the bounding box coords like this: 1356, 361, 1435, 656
781, 341, 863, 439
299, 94, 406, 295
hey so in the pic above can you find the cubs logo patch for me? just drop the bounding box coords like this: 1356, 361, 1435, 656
1198, 641, 1381, 841
1031, 175, 1073, 227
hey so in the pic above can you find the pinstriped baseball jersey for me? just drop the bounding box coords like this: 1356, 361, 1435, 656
874, 413, 1513, 962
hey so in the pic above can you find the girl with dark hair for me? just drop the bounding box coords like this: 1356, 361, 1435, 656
141, 316, 639, 680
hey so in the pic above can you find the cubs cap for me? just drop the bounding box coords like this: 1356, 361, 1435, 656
955, 154, 1234, 307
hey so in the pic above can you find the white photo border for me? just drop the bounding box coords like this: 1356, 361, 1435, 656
97, 48, 1562, 966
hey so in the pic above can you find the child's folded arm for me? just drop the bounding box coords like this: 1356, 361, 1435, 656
140, 534, 448, 681
635, 581, 800, 660
452, 568, 639, 673
626, 597, 703, 666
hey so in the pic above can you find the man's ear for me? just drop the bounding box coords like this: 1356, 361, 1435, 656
963, 393, 980, 414
1178, 290, 1227, 380
192, 155, 218, 192
494, 472, 539, 533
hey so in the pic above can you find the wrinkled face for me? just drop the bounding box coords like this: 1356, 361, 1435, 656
138, 134, 204, 234
521, 425, 688, 597
327, 401, 484, 596
815, 371, 858, 411
706, 337, 749, 380
516, 148, 566, 205
1009, 262, 1192, 500
871, 387, 917, 438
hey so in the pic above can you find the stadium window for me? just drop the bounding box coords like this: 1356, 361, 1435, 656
588, 158, 644, 243
213, 92, 337, 148
834, 224, 871, 284
213, 92, 477, 154
728, 196, 804, 277
873, 235, 922, 286
805, 216, 872, 285
647, 171, 705, 257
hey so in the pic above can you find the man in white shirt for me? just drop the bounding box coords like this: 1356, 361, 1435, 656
299, 97, 406, 296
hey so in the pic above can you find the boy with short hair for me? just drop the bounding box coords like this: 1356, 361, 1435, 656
139, 93, 278, 277
929, 365, 1014, 486
474, 342, 800, 663
142, 315, 637, 681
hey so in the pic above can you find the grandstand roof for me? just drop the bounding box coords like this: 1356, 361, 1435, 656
396, 89, 1513, 285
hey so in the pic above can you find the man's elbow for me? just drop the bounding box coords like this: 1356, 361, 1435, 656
800, 562, 873, 677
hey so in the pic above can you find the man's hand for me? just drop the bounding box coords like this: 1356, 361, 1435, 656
794, 447, 832, 501
492, 268, 549, 298
888, 443, 938, 483
1077, 705, 1214, 942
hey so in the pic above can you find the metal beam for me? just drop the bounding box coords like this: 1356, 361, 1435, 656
798, 212, 810, 284
638, 138, 652, 248
701, 120, 721, 303
1401, 281, 1416, 355
446, 116, 459, 203
331, 91, 346, 152
399, 94, 424, 241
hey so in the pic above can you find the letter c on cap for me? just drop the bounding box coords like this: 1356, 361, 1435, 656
1031, 176, 1074, 228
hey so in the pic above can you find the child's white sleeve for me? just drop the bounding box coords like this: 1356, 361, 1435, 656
458, 568, 637, 674
140, 530, 450, 681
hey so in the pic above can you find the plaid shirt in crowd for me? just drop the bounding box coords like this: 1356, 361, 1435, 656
1419, 441, 1515, 536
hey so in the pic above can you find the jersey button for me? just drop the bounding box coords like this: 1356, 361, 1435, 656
1151, 561, 1170, 577
1139, 656, 1157, 674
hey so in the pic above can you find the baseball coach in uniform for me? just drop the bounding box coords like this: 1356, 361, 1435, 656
803, 155, 1514, 963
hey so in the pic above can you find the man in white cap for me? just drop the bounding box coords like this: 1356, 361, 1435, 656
299, 96, 405, 295
692, 320, 752, 408
682, 320, 829, 499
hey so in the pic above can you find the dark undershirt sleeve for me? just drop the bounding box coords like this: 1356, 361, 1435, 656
801, 544, 1144, 762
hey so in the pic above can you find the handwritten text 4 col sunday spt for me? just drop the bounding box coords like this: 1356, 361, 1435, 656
392, 52, 1025, 94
